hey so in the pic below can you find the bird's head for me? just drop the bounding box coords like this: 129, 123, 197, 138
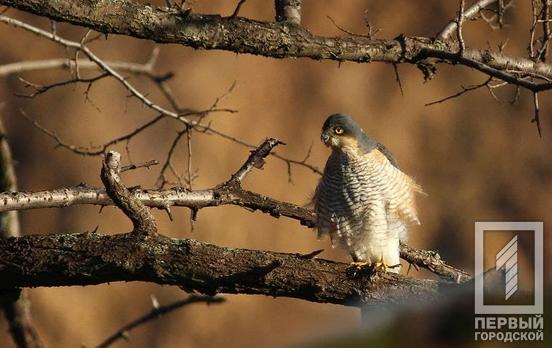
321, 113, 376, 154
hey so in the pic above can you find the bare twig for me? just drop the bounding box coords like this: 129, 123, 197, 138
539, 0, 551, 62
156, 128, 191, 188
437, 0, 499, 40
532, 91, 542, 137
425, 77, 493, 106
121, 160, 159, 172
230, 0, 247, 18
0, 57, 158, 78
1, 18, 319, 176
229, 138, 284, 183
327, 16, 371, 39
16, 73, 109, 98
185, 125, 193, 190
95, 295, 225, 348
457, 0, 466, 55
392, 63, 404, 96
531, 0, 552, 62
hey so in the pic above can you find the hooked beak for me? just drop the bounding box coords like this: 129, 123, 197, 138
321, 132, 331, 146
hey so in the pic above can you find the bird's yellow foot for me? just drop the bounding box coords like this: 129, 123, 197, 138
374, 256, 389, 272
374, 256, 400, 273
351, 261, 371, 268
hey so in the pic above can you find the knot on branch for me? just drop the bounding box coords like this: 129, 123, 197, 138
100, 151, 157, 236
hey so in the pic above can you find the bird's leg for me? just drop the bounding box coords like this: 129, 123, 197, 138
349, 254, 371, 268
374, 256, 401, 273
374, 255, 389, 272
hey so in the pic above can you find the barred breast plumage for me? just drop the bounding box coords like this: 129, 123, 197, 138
314, 142, 422, 272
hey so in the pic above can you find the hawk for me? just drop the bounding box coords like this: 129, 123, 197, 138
313, 114, 424, 273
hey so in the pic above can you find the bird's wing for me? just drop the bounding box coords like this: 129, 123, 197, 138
376, 142, 399, 169
312, 178, 337, 241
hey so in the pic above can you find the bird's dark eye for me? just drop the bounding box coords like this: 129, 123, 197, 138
334, 127, 344, 135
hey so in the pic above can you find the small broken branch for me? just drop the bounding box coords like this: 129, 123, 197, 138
229, 138, 284, 183
100, 151, 157, 235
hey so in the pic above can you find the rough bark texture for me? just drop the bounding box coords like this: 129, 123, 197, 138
1, 0, 551, 91
0, 232, 447, 307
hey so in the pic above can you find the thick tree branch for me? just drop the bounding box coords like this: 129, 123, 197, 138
1, 0, 551, 91
0, 232, 449, 307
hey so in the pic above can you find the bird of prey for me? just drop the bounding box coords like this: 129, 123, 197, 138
313, 114, 424, 273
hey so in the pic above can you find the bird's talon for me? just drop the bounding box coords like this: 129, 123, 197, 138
346, 261, 374, 278
350, 261, 371, 268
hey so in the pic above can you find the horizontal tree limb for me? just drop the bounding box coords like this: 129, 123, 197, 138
1, 0, 551, 91
0, 185, 316, 227
0, 232, 448, 307
0, 184, 471, 283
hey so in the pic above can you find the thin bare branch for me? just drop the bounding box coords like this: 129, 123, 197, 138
457, 0, 466, 55
532, 91, 542, 137
0, 58, 158, 78
95, 295, 225, 348
230, 138, 284, 183
425, 77, 493, 106
230, 0, 247, 18
1, 18, 319, 176
437, 0, 499, 40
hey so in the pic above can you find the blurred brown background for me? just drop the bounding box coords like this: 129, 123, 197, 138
0, 1, 550, 347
